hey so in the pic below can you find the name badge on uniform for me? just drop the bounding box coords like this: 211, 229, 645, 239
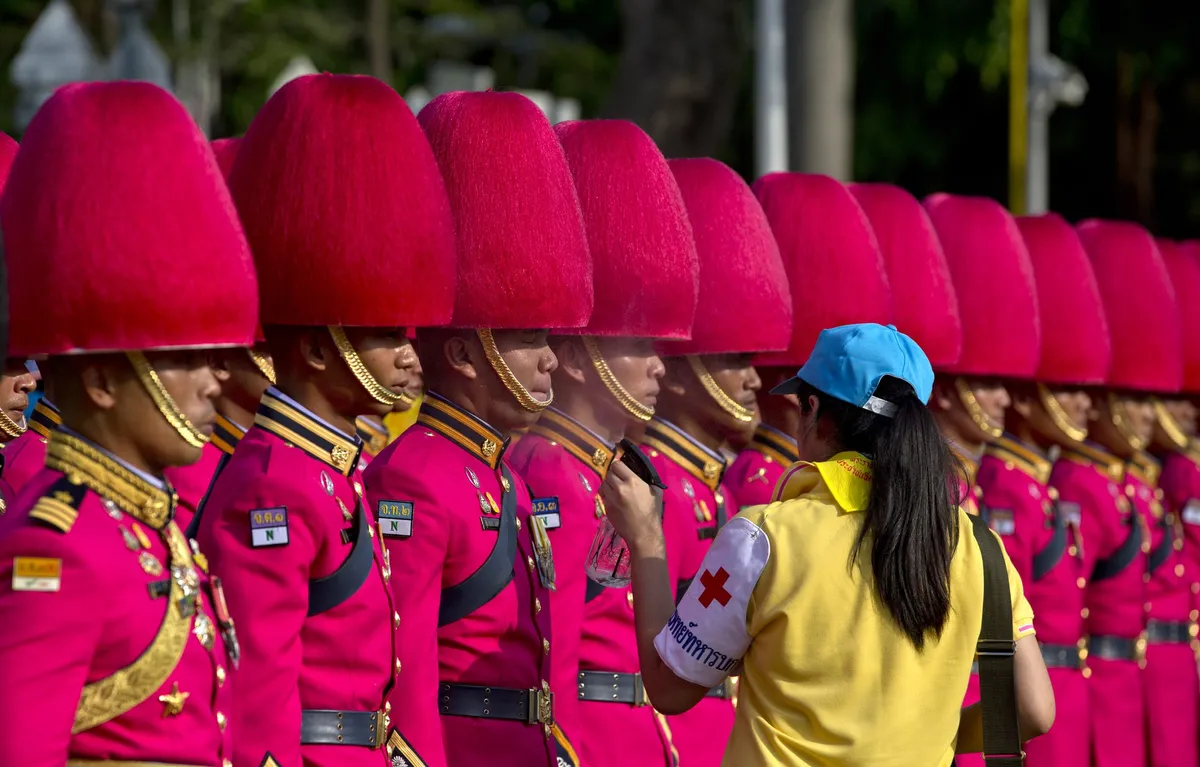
1059, 501, 1082, 529
989, 508, 1015, 536
377, 500, 414, 538
530, 514, 556, 591
531, 497, 562, 530
12, 557, 62, 592
250, 507, 289, 547
1183, 500, 1200, 526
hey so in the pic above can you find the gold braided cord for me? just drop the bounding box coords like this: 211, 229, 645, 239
477, 328, 553, 413
687, 356, 754, 424
954, 377, 1003, 439
583, 336, 654, 422
247, 348, 277, 386
1037, 384, 1088, 444
0, 407, 25, 439
45, 431, 175, 527
1109, 392, 1148, 452
126, 352, 210, 449
1151, 397, 1190, 450
328, 326, 414, 407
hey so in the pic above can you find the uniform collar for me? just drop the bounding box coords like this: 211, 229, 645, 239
985, 433, 1052, 486
418, 391, 509, 471
773, 451, 873, 511
211, 413, 247, 456
254, 387, 363, 476
529, 408, 616, 478
1063, 440, 1126, 482
356, 416, 390, 457
28, 398, 61, 439
45, 427, 176, 529
643, 417, 726, 492
748, 423, 798, 466
1127, 451, 1161, 488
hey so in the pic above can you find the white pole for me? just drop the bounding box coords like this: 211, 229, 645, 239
755, 0, 789, 177
1026, 0, 1049, 214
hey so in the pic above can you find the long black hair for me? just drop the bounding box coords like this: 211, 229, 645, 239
796, 375, 961, 649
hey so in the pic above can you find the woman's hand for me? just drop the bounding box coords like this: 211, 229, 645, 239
600, 460, 662, 553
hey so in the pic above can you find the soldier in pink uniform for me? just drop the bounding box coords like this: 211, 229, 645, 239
503, 119, 700, 766
3, 397, 61, 503
724, 174, 892, 513
195, 74, 450, 767
0, 81, 254, 767
364, 90, 593, 767
1063, 220, 1186, 767
640, 158, 792, 767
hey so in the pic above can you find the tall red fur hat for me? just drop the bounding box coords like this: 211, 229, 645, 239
850, 183, 959, 368
230, 73, 455, 328
0, 133, 17, 191
210, 138, 240, 180
1016, 214, 1111, 385
923, 194, 1040, 378
554, 120, 697, 339
1171, 241, 1200, 392
419, 90, 592, 329
753, 173, 892, 367
1, 82, 257, 356
659, 159, 791, 357
1076, 220, 1180, 392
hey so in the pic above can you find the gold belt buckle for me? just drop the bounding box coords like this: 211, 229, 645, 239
1135, 631, 1148, 669
527, 683, 555, 725
632, 672, 649, 707
372, 706, 390, 750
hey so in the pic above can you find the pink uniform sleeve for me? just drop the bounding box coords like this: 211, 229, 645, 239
0, 524, 105, 766
198, 473, 317, 767
369, 463, 451, 767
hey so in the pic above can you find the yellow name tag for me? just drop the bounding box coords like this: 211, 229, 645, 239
13, 557, 63, 592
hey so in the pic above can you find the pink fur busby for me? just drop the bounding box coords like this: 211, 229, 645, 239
1171, 241, 1200, 392
1076, 220, 1181, 392
210, 138, 240, 180
1016, 214, 1111, 385
230, 73, 456, 328
0, 133, 17, 192
923, 194, 1040, 378
850, 183, 959, 368
419, 90, 592, 329
659, 159, 791, 357
1, 82, 258, 356
753, 173, 892, 367
554, 120, 697, 339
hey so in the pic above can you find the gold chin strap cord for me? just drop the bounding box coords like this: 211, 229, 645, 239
477, 328, 552, 413
1150, 396, 1189, 450
328, 326, 414, 408
954, 378, 1003, 439
126, 351, 210, 449
247, 348, 277, 386
1037, 383, 1088, 444
1109, 392, 1148, 452
0, 406, 26, 440
583, 336, 653, 422
688, 355, 753, 424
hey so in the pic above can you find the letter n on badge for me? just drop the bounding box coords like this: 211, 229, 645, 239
377, 500, 414, 538
12, 557, 62, 591
250, 507, 289, 547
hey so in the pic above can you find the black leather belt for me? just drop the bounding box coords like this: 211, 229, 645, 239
1147, 619, 1195, 644
439, 682, 554, 725
300, 708, 388, 748
706, 679, 735, 699
1088, 634, 1147, 663
1040, 642, 1084, 669
577, 670, 733, 705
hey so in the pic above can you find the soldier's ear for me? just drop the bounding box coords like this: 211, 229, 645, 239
209, 350, 233, 383
80, 358, 120, 411
661, 357, 689, 397
299, 329, 331, 373
444, 333, 478, 381
551, 338, 588, 385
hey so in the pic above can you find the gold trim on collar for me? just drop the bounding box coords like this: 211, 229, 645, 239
29, 398, 62, 439
356, 416, 390, 457
985, 435, 1052, 485
45, 432, 175, 529
1128, 451, 1161, 488
211, 413, 247, 456
418, 392, 508, 470
254, 390, 361, 477
748, 424, 798, 466
1063, 441, 1126, 482
530, 408, 616, 477
643, 418, 725, 492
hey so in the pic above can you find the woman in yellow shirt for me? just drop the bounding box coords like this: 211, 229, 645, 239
601, 323, 1054, 766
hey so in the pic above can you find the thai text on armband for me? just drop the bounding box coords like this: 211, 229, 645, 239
665, 610, 739, 671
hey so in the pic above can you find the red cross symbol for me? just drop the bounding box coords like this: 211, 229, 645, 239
698, 567, 732, 608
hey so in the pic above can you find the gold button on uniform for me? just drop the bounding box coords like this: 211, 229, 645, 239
1081, 607, 1089, 619
216, 666, 226, 686
535, 597, 542, 614
515, 517, 522, 531
626, 592, 634, 609
394, 611, 401, 628
543, 638, 550, 655
1077, 577, 1086, 589
527, 556, 536, 572
217, 712, 227, 731
224, 761, 233, 767
1068, 545, 1078, 557
1177, 564, 1186, 578
1048, 487, 1060, 501
395, 658, 402, 674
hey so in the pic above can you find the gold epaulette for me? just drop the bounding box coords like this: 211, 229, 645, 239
28, 477, 88, 533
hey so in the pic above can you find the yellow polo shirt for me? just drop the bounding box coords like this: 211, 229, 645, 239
654, 452, 1035, 767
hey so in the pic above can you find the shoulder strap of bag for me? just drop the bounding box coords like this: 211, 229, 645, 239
967, 513, 1025, 767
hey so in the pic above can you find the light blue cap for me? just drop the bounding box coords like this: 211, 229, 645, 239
769, 323, 934, 417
